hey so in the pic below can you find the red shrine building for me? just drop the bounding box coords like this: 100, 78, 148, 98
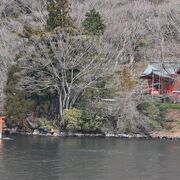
140, 62, 180, 101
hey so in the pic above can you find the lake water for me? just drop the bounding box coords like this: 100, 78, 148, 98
0, 136, 180, 180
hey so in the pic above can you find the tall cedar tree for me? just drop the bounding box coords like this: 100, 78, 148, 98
82, 9, 106, 36
46, 0, 74, 30
4, 65, 34, 128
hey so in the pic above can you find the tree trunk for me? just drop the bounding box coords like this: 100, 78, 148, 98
65, 93, 70, 109
57, 88, 64, 126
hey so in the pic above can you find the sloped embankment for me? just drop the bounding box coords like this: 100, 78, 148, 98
151, 109, 180, 138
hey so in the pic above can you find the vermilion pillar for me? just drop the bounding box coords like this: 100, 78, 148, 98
0, 117, 5, 139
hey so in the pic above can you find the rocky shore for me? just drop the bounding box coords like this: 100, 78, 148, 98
4, 128, 180, 140
150, 131, 180, 140
5, 129, 179, 140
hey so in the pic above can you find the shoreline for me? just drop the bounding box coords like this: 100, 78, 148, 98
6, 131, 180, 140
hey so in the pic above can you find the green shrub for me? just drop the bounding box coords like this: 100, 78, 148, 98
149, 120, 162, 130
137, 101, 160, 119
137, 101, 153, 112
78, 100, 107, 132
146, 105, 160, 119
158, 103, 180, 111
64, 108, 82, 130
38, 118, 54, 131
80, 117, 104, 132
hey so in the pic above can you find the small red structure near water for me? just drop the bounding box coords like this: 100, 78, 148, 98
140, 62, 180, 102
0, 116, 5, 139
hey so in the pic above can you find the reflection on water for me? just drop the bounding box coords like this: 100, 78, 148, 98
1, 136, 180, 180
0, 140, 3, 157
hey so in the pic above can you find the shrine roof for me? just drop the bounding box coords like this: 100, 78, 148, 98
141, 62, 180, 78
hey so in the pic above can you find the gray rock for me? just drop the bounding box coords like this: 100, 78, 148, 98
53, 132, 59, 137
33, 129, 40, 135
46, 133, 51, 136
105, 133, 118, 137
60, 132, 66, 136
118, 133, 130, 138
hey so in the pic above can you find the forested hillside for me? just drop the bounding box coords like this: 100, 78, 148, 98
0, 0, 180, 134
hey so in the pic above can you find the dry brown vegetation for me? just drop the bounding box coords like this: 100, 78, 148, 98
1, 0, 180, 132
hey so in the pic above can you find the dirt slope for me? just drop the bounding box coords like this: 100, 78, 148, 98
151, 109, 180, 138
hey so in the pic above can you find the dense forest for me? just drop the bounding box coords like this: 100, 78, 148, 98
0, 0, 180, 135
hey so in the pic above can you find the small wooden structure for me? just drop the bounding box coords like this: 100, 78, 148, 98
140, 62, 180, 101
0, 116, 5, 139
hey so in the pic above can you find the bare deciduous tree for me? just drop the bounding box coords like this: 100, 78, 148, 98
1, 0, 180, 132
18, 32, 112, 125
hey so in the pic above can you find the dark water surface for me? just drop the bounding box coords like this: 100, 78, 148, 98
0, 136, 180, 180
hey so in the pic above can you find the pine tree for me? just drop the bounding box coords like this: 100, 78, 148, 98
46, 0, 74, 30
82, 9, 106, 36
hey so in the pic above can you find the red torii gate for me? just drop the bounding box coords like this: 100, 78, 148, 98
0, 116, 5, 139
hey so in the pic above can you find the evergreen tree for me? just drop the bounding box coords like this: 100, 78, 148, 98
4, 65, 34, 128
82, 9, 106, 36
46, 0, 74, 30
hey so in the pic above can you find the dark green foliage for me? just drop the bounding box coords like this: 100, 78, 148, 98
80, 105, 106, 132
137, 101, 160, 119
137, 101, 163, 130
82, 9, 106, 36
136, 101, 180, 130
77, 97, 107, 132
4, 65, 34, 128
4, 66, 58, 129
31, 92, 59, 121
73, 80, 111, 132
158, 103, 180, 110
46, 0, 74, 30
